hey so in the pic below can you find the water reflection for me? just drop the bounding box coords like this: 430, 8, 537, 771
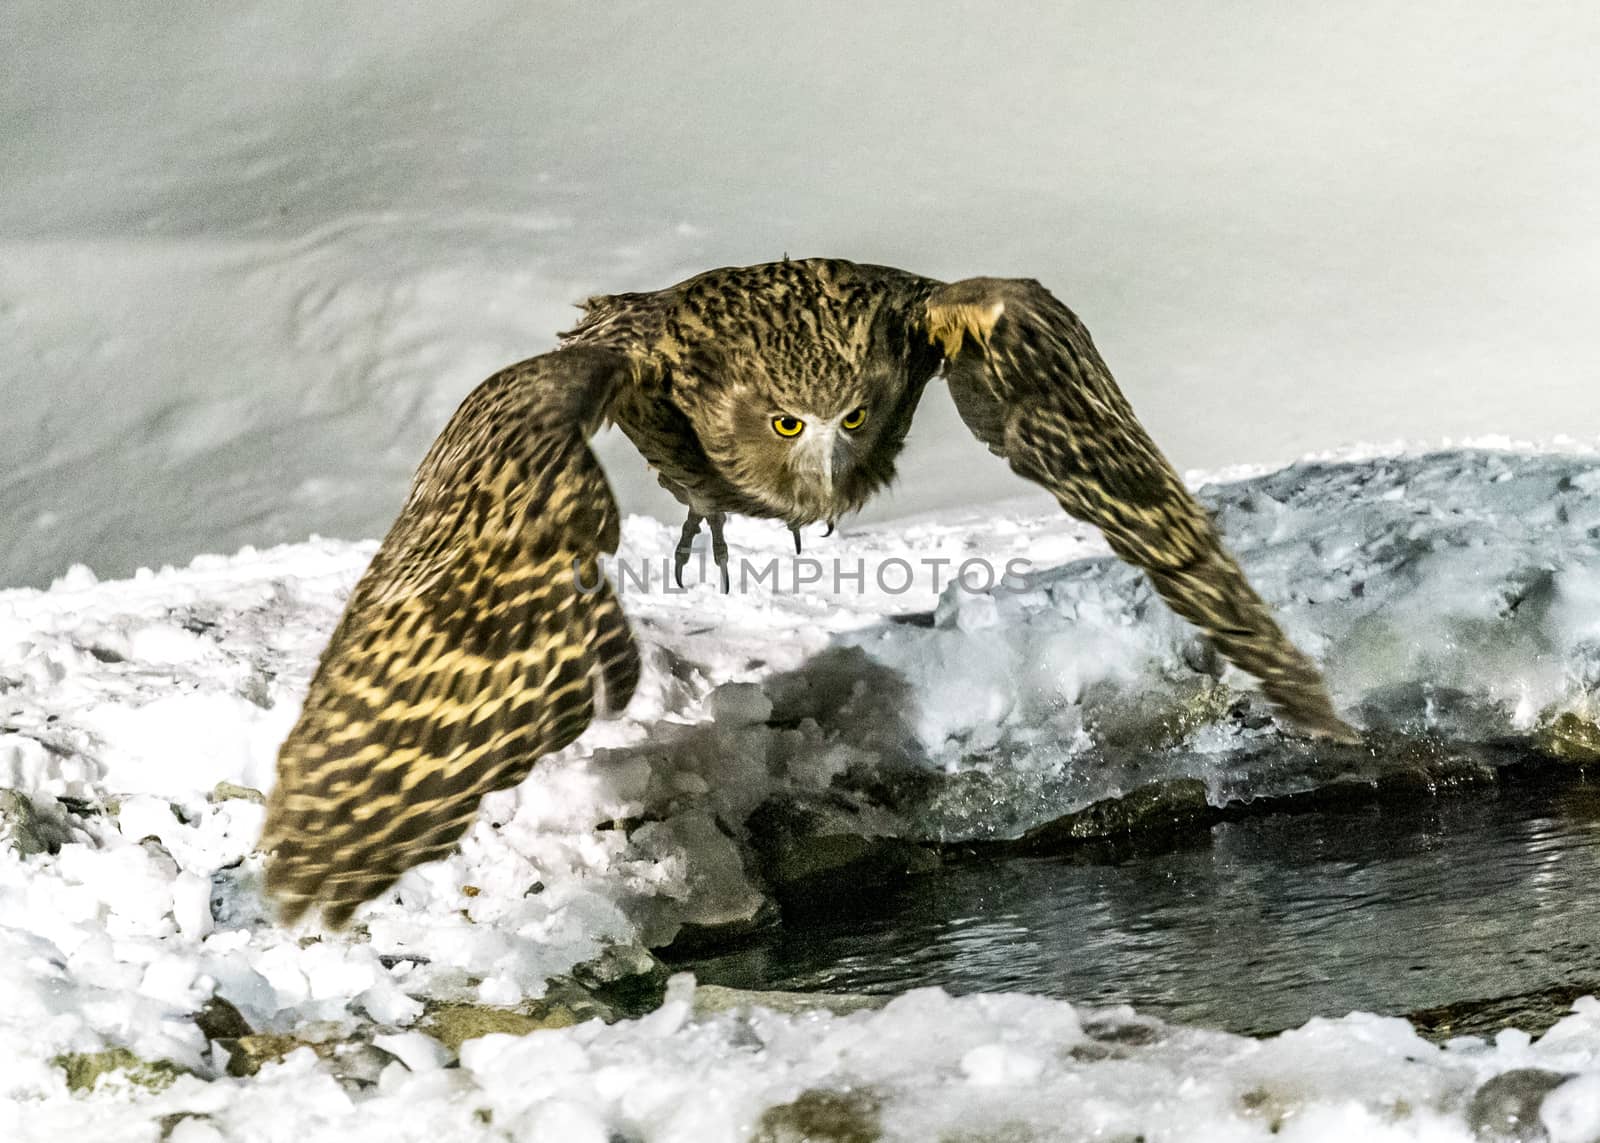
687, 783, 1600, 1034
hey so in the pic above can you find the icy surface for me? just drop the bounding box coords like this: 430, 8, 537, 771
3, 448, 1600, 1137
6, 2, 1600, 586
12, 984, 1600, 1143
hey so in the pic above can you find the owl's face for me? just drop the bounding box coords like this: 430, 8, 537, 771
715, 356, 916, 527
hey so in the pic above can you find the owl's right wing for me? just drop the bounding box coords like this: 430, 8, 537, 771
260, 345, 642, 927
917, 276, 1357, 744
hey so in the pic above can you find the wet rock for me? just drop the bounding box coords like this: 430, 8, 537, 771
209, 781, 266, 804
195, 995, 253, 1041
1096, 677, 1248, 752
1319, 731, 1504, 797
219, 1033, 303, 1078
220, 1033, 400, 1085
571, 943, 670, 1018
0, 788, 67, 856
538, 976, 619, 1025
1069, 1014, 1166, 1063
58, 795, 109, 820
1237, 1087, 1293, 1135
746, 795, 939, 907
1079, 1015, 1162, 1047
692, 985, 887, 1019
55, 1047, 189, 1092
159, 1113, 220, 1142
1468, 1068, 1571, 1141
869, 765, 1062, 844
1380, 753, 1499, 795
324, 1041, 402, 1086
1534, 710, 1600, 765
753, 1088, 881, 1143
656, 911, 782, 955
1410, 985, 1600, 1043
421, 1004, 552, 1051
759, 829, 938, 895
421, 986, 614, 1054
1019, 777, 1211, 852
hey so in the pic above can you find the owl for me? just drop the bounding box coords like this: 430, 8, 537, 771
260, 258, 1358, 926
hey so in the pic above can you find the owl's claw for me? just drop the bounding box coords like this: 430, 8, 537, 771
675, 511, 731, 591
708, 513, 731, 594
791, 526, 803, 555
822, 520, 835, 538
674, 511, 703, 589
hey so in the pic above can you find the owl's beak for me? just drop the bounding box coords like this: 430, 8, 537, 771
792, 424, 839, 498
816, 428, 837, 500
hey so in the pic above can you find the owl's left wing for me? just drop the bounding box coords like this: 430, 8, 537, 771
916, 276, 1357, 743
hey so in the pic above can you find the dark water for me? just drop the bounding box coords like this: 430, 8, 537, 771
686, 782, 1600, 1035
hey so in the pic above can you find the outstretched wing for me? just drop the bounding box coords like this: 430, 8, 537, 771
260, 345, 642, 926
921, 277, 1357, 743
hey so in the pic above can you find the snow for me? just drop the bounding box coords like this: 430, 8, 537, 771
6, 2, 1600, 587
9, 982, 1600, 1143
4, 446, 1600, 1138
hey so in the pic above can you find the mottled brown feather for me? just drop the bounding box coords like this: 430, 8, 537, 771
260, 347, 640, 926
925, 277, 1358, 743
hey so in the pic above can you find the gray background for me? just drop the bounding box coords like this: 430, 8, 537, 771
4, 1, 1597, 586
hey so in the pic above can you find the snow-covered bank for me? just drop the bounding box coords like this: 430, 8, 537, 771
12, 983, 1600, 1143
4, 447, 1600, 1139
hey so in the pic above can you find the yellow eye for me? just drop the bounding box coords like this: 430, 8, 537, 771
841, 406, 868, 431
772, 415, 805, 438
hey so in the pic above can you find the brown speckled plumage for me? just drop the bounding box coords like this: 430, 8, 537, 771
260, 257, 1358, 926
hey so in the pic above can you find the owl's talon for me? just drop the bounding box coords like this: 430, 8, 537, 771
791, 526, 803, 555
674, 511, 703, 588
708, 513, 731, 593
822, 521, 835, 538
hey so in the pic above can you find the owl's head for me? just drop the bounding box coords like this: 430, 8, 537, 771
705, 346, 921, 527
656, 257, 943, 526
